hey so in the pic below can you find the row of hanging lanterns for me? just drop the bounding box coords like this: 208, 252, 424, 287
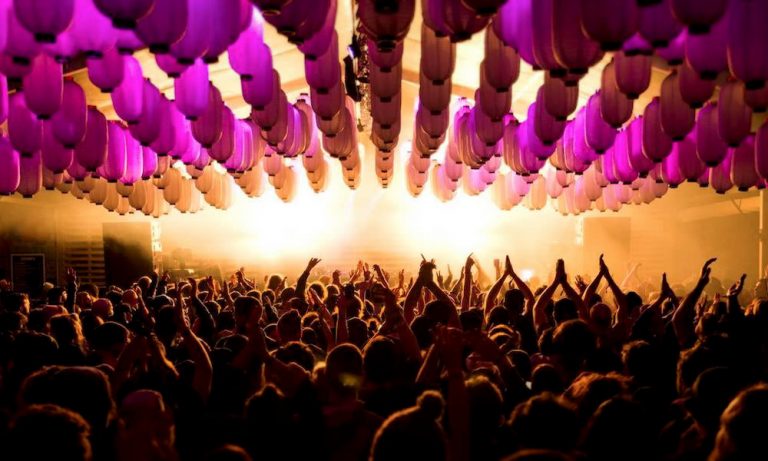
0, 0, 767, 217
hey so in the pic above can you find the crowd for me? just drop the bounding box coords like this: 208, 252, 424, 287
0, 254, 767, 461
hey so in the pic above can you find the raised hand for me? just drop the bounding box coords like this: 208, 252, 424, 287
555, 259, 566, 283
465, 253, 475, 270
700, 258, 717, 284
493, 258, 502, 277
65, 267, 77, 285
728, 273, 747, 298
306, 257, 321, 272
598, 254, 608, 275
418, 258, 437, 284
504, 255, 514, 276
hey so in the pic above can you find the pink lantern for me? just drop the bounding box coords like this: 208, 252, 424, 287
242, 65, 277, 109
175, 59, 209, 120
51, 78, 86, 148
655, 30, 687, 66
675, 133, 705, 182
0, 75, 6, 124
41, 121, 72, 173
255, 89, 288, 133
684, 15, 727, 80
299, 5, 336, 59
730, 135, 758, 191
93, 0, 155, 29
368, 38, 403, 70
369, 62, 402, 100
585, 92, 617, 153
111, 57, 144, 123
420, 23, 455, 84
128, 82, 162, 146
477, 70, 511, 121
18, 150, 42, 198
3, 7, 41, 65
149, 98, 177, 155
209, 105, 236, 162
611, 128, 638, 184
191, 83, 224, 147
22, 54, 62, 119
659, 71, 694, 141
423, 0, 488, 43
540, 74, 577, 122
370, 92, 401, 128
600, 60, 633, 128
551, 0, 603, 75
494, 1, 535, 66
579, 0, 639, 51
670, 0, 728, 34
305, 32, 340, 91
46, 29, 78, 62
638, 0, 682, 47
86, 48, 125, 93
532, 97, 565, 147
142, 146, 159, 179
8, 92, 43, 156
695, 102, 728, 167
626, 117, 654, 177
13, 0, 74, 43
709, 149, 733, 193
0, 137, 21, 195
642, 97, 673, 163
169, 0, 213, 64
482, 24, 518, 91
228, 15, 266, 78
121, 134, 143, 185
573, 108, 599, 164
135, 0, 189, 54
75, 106, 107, 171
99, 122, 127, 182
614, 51, 650, 100
718, 80, 753, 148
727, 0, 768, 89
746, 86, 768, 114
419, 73, 451, 114
155, 53, 189, 78
678, 61, 715, 109
70, 0, 116, 57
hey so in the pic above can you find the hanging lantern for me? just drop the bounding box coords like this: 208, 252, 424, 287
155, 53, 188, 78
209, 106, 236, 163
142, 146, 159, 179
70, 0, 116, 57
228, 14, 266, 78
655, 30, 686, 66
3, 7, 41, 65
532, 97, 565, 147
243, 66, 277, 110
494, 0, 535, 66
8, 92, 43, 156
727, 0, 768, 89
730, 135, 758, 191
626, 117, 654, 176
174, 60, 209, 120
670, 0, 728, 34
168, 0, 213, 64
585, 92, 617, 153
191, 83, 224, 148
718, 80, 753, 148
551, 0, 603, 75
149, 98, 177, 155
369, 62, 402, 100
86, 48, 125, 93
600, 60, 633, 128
74, 106, 107, 171
659, 71, 695, 141
0, 137, 21, 195
421, 25, 456, 82
41, 122, 72, 173
675, 133, 705, 181
99, 122, 127, 182
709, 149, 733, 194
202, 0, 248, 63
111, 57, 145, 123
298, 0, 336, 59
50, 78, 87, 148
684, 15, 727, 80
613, 51, 650, 100
18, 150, 42, 198
572, 108, 599, 164
357, 0, 414, 51
121, 133, 143, 185
695, 102, 728, 167
531, 0, 565, 75
579, 0, 639, 51
678, 61, 715, 109
481, 25, 518, 90
128, 82, 163, 146
93, 0, 156, 29
135, 0, 189, 54
638, 0, 682, 47
541, 73, 578, 122
423, 0, 489, 43
22, 54, 62, 119
611, 128, 638, 184
13, 0, 74, 43
642, 97, 673, 163
746, 86, 768, 114
305, 32, 341, 91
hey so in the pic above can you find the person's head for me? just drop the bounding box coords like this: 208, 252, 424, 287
274, 341, 315, 372
580, 398, 653, 461
8, 404, 92, 461
552, 320, 596, 377
234, 296, 262, 333
347, 317, 369, 349
370, 391, 447, 461
589, 303, 613, 332
363, 336, 401, 384
91, 298, 114, 320
90, 322, 129, 361
423, 300, 453, 326
308, 281, 327, 301
47, 286, 66, 306
49, 314, 84, 348
686, 367, 740, 433
710, 384, 768, 461
275, 308, 300, 340
460, 308, 485, 331
565, 372, 627, 424
1, 291, 30, 314
20, 365, 115, 431
553, 299, 578, 324
325, 343, 363, 400
410, 315, 436, 349
503, 289, 526, 315
531, 364, 564, 395
507, 394, 579, 452
621, 340, 656, 385
487, 306, 511, 328
467, 375, 504, 435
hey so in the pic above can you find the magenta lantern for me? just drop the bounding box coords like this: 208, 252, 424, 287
209, 105, 236, 162
478, 69, 511, 120
638, 0, 682, 47
299, 4, 336, 59
572, 108, 599, 164
51, 78, 86, 148
228, 14, 266, 78
175, 59, 209, 120
128, 82, 162, 146
202, 0, 246, 63
659, 71, 694, 140
3, 7, 41, 65
661, 143, 685, 187
367, 37, 403, 70
730, 135, 758, 191
142, 146, 159, 179
41, 121, 72, 173
99, 122, 127, 182
482, 25, 519, 91
17, 150, 42, 198
169, 0, 213, 64
305, 32, 341, 91
121, 133, 143, 185
622, 32, 653, 56
626, 117, 654, 176
135, 0, 189, 54
670, 0, 728, 34
613, 52, 650, 100
149, 98, 177, 155
22, 53, 62, 119
369, 62, 402, 100
191, 83, 224, 148
611, 128, 638, 184
656, 30, 687, 66
695, 102, 728, 167
75, 106, 107, 171
532, 96, 565, 147
94, 0, 155, 29
155, 53, 188, 78
423, 0, 488, 43
728, 0, 768, 89
86, 48, 125, 92
718, 80, 753, 148
678, 61, 715, 109
585, 92, 617, 153
531, 0, 565, 74
551, 0, 603, 74
111, 56, 144, 123
70, 0, 116, 57
13, 0, 74, 43
0, 75, 6, 124
746, 86, 768, 114
600, 60, 633, 128
675, 133, 705, 182
642, 97, 673, 163
8, 92, 43, 156
242, 64, 276, 109
494, 1, 535, 66
709, 150, 733, 194
684, 15, 727, 80
0, 137, 21, 195
579, 0, 639, 51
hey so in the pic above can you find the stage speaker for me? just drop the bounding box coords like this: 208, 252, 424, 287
582, 217, 631, 272
102, 222, 154, 288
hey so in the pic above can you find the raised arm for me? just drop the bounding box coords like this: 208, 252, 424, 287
176, 287, 212, 401
65, 267, 78, 313
600, 255, 628, 323
583, 268, 604, 307
532, 260, 562, 335
672, 258, 715, 347
295, 257, 321, 301
558, 261, 589, 321
506, 256, 535, 313
461, 255, 474, 313
484, 260, 509, 315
